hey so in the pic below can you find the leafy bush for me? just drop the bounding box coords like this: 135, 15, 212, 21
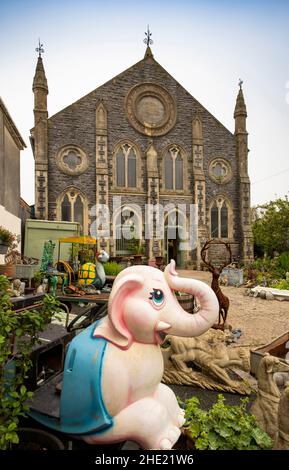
0, 275, 61, 449
32, 271, 43, 287
272, 278, 289, 290
275, 251, 289, 277
104, 261, 123, 276
245, 253, 289, 286
252, 196, 289, 257
0, 227, 15, 247
69, 244, 96, 264
126, 237, 145, 255
183, 394, 272, 450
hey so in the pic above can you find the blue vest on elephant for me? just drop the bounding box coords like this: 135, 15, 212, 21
59, 320, 113, 435
29, 320, 113, 435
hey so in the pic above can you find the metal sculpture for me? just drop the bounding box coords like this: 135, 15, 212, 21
201, 239, 232, 328
144, 25, 153, 46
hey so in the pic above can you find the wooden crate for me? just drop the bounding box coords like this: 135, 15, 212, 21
250, 331, 289, 376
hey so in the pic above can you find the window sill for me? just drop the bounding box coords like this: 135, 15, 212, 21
111, 187, 145, 194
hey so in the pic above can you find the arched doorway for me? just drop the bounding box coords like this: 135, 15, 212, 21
164, 210, 186, 267
114, 206, 142, 256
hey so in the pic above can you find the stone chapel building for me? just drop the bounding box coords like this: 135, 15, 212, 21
30, 43, 253, 268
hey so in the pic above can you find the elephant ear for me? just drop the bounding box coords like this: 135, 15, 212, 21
93, 274, 144, 350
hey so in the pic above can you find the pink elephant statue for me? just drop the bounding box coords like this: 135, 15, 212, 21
29, 259, 219, 449
86, 259, 219, 449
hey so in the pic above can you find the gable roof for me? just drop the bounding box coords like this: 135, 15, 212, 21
46, 53, 234, 136
0, 97, 26, 150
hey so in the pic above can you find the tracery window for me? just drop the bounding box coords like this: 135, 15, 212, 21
210, 197, 231, 239
56, 145, 88, 176
164, 146, 183, 190
209, 158, 232, 184
115, 143, 137, 188
58, 189, 88, 233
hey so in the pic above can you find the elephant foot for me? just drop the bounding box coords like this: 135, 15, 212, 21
159, 427, 181, 449
83, 396, 182, 450
135, 397, 182, 450
155, 383, 185, 428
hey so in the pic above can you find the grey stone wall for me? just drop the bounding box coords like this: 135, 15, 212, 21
47, 56, 241, 256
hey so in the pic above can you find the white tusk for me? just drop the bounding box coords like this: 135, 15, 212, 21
156, 321, 171, 332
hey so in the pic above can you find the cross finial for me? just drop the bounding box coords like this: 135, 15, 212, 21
238, 78, 243, 89
144, 25, 153, 47
36, 38, 44, 58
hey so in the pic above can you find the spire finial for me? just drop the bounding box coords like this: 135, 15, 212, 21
238, 78, 243, 89
144, 25, 153, 47
35, 38, 44, 58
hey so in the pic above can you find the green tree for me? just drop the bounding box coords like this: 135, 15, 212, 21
0, 275, 61, 449
252, 196, 289, 257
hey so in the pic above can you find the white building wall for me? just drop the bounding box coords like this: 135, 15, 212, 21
0, 204, 21, 264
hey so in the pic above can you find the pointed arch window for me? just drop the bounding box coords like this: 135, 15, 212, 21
210, 197, 231, 239
211, 203, 219, 237
74, 195, 84, 229
116, 149, 125, 186
114, 206, 142, 255
61, 194, 71, 222
115, 143, 137, 188
221, 202, 228, 238
58, 189, 88, 234
127, 149, 136, 187
164, 146, 183, 190
165, 152, 173, 189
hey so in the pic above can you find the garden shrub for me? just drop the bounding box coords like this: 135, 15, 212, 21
183, 394, 272, 450
0, 275, 62, 449
104, 261, 123, 276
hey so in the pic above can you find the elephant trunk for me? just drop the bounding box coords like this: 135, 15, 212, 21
164, 260, 219, 337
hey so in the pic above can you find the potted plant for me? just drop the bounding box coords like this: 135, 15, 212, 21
182, 394, 272, 450
0, 274, 62, 449
0, 227, 15, 255
104, 261, 123, 277
15, 427, 65, 450
31, 270, 43, 290
155, 255, 164, 266
128, 237, 145, 264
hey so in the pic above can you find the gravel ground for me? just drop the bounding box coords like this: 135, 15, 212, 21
179, 269, 289, 348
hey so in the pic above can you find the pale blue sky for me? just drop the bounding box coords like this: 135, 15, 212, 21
0, 0, 288, 205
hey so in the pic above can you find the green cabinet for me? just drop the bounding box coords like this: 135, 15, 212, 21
24, 219, 80, 263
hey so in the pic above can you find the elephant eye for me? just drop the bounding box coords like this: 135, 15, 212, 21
149, 288, 165, 307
